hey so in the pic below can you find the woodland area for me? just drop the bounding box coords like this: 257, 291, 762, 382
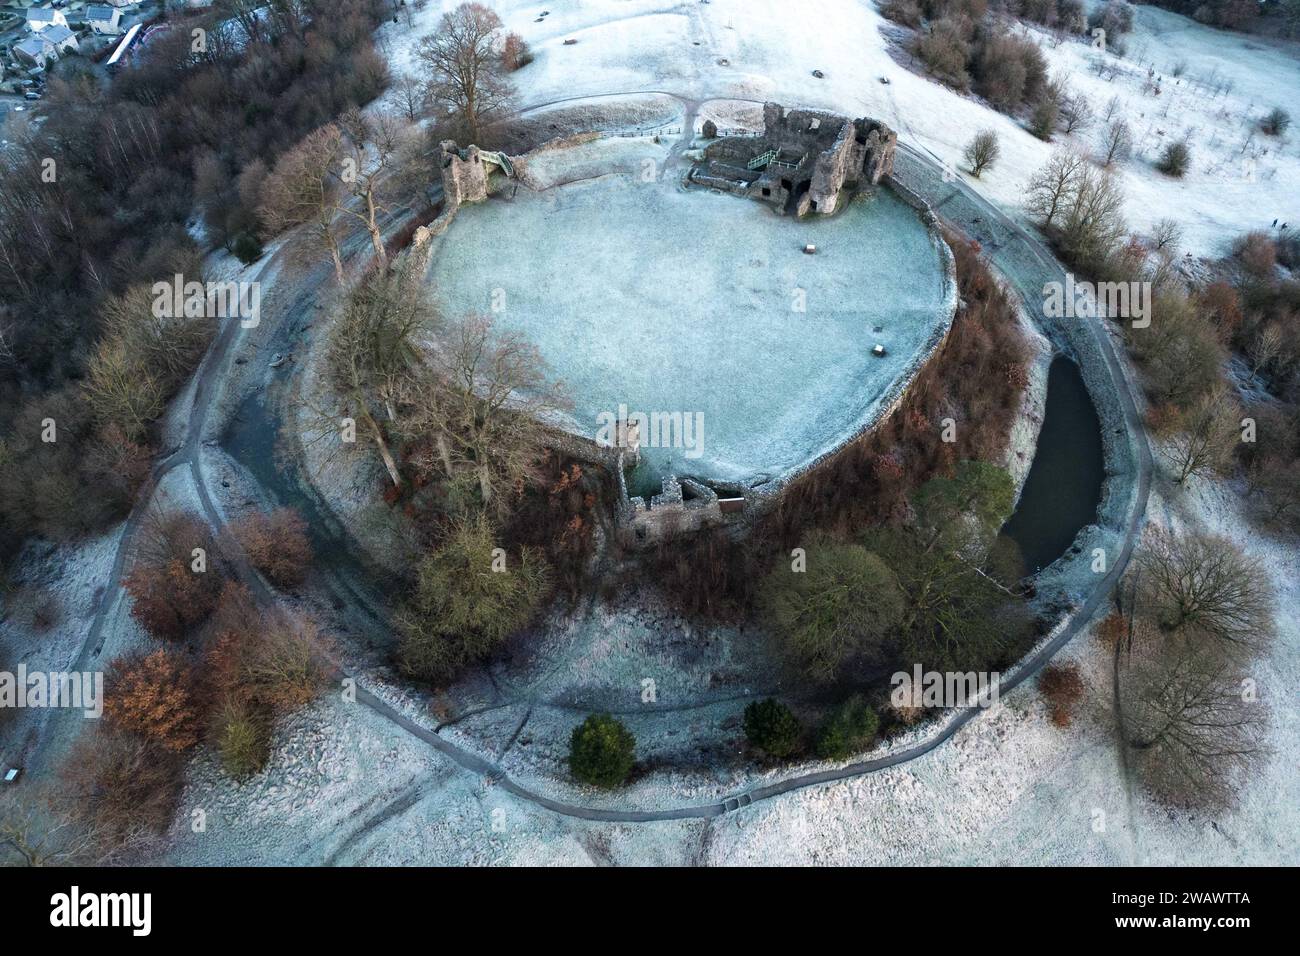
0, 0, 392, 569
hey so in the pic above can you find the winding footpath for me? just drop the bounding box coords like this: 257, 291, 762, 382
66, 93, 1152, 827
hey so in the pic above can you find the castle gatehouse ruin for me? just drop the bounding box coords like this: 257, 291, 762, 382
689, 103, 898, 217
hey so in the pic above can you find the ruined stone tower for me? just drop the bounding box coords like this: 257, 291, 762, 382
690, 103, 898, 217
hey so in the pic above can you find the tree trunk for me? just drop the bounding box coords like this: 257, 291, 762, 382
323, 228, 345, 285
365, 188, 387, 266
436, 433, 455, 478
363, 410, 402, 487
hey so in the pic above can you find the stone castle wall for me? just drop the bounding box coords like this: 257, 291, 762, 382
695, 103, 897, 217
439, 141, 491, 211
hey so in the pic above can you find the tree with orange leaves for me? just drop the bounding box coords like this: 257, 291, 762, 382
104, 649, 201, 751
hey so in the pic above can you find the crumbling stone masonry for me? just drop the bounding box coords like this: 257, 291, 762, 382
439, 141, 492, 212
425, 140, 519, 239
689, 103, 897, 217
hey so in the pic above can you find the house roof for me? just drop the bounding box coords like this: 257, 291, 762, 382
43, 23, 73, 42
15, 35, 53, 56
85, 4, 117, 18
26, 7, 59, 21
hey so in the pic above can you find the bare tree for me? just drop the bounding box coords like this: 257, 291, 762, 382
1025, 149, 1089, 228
100, 283, 215, 388
337, 109, 407, 267
313, 255, 438, 488
259, 117, 407, 279
1101, 118, 1133, 167
83, 339, 166, 439
962, 129, 1000, 177
1247, 322, 1284, 376
1162, 384, 1241, 484
415, 2, 516, 144
216, 0, 270, 46
500, 32, 532, 72
393, 72, 427, 122
259, 125, 348, 284
1057, 163, 1127, 268
60, 731, 182, 851
1150, 217, 1182, 253
1122, 637, 1268, 809
0, 787, 117, 866
1135, 526, 1275, 650
408, 313, 570, 508
1250, 455, 1300, 527
1059, 90, 1095, 134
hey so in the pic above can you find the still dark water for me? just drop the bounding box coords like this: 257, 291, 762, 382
999, 357, 1106, 575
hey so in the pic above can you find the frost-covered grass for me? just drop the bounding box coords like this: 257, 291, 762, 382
382, 0, 1298, 257
425, 142, 951, 483
0, 530, 119, 778
971, 5, 1300, 256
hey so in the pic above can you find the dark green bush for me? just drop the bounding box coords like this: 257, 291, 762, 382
1157, 141, 1191, 178
814, 695, 880, 760
743, 698, 803, 759
569, 713, 636, 788
230, 231, 265, 264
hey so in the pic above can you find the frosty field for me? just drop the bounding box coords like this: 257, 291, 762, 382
425, 170, 952, 483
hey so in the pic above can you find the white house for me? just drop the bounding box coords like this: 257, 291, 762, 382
40, 22, 77, 54
84, 4, 122, 34
13, 33, 57, 66
24, 6, 68, 32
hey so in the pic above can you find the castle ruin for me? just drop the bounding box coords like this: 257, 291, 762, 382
433, 140, 518, 228
689, 103, 897, 217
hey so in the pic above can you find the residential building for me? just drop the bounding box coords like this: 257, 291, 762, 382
24, 6, 67, 32
83, 4, 123, 34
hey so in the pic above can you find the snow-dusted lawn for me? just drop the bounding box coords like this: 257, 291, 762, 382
382, 1, 1298, 257
425, 141, 951, 483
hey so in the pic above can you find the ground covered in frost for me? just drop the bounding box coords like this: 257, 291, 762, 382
425, 143, 951, 484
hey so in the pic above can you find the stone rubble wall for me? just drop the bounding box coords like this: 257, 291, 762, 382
695, 102, 897, 217
439, 140, 490, 211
